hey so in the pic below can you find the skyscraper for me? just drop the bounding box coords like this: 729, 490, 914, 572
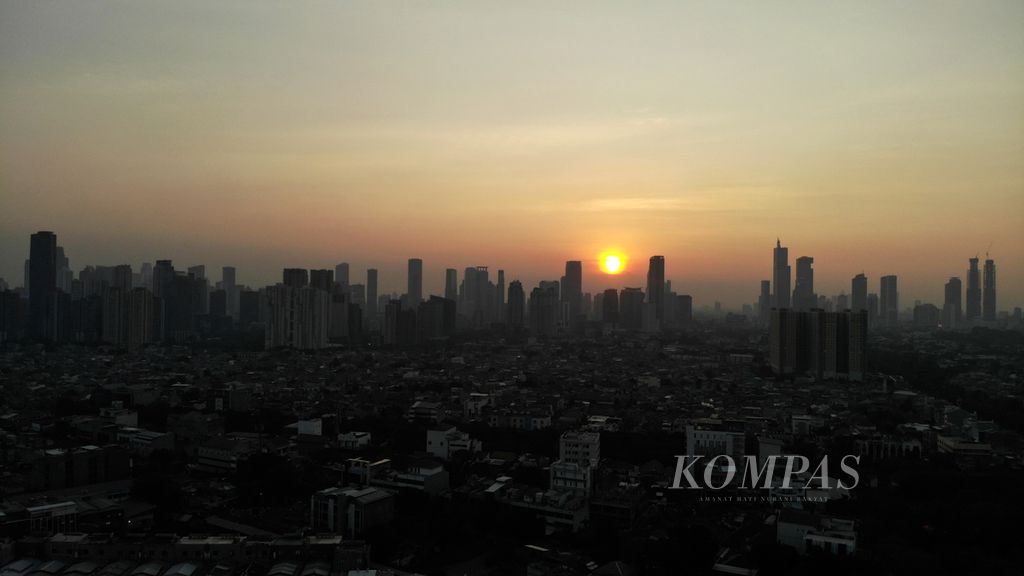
646, 256, 665, 322
222, 266, 238, 320
310, 269, 334, 292
366, 268, 378, 328
507, 280, 524, 328
563, 261, 582, 324
29, 231, 58, 339
758, 280, 771, 324
772, 240, 791, 309
983, 258, 996, 322
943, 277, 962, 329
496, 269, 505, 322
283, 268, 309, 288
880, 275, 898, 326
792, 256, 815, 311
335, 262, 350, 290
619, 287, 645, 331
966, 257, 981, 321
408, 258, 423, 304
445, 268, 458, 301
602, 288, 619, 325
851, 273, 867, 312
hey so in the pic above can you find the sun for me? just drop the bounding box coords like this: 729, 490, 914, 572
600, 252, 625, 275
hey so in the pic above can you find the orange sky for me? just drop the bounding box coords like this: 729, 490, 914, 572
1, 1, 1022, 309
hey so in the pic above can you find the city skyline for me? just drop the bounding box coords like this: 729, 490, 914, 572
2, 1, 1023, 308
5, 230, 1019, 314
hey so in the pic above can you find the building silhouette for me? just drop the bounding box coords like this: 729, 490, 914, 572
793, 256, 815, 311
29, 231, 58, 340
366, 268, 378, 329
966, 257, 981, 321
880, 275, 898, 326
283, 268, 309, 289
772, 240, 791, 309
943, 277, 962, 329
983, 258, 996, 321
646, 256, 665, 323
506, 280, 525, 329
407, 258, 423, 305
851, 273, 867, 313
619, 287, 644, 331
335, 262, 350, 290
445, 268, 458, 301
770, 308, 867, 381
758, 280, 771, 324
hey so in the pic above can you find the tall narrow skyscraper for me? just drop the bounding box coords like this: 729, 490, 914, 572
966, 257, 981, 321
408, 258, 423, 304
758, 280, 771, 324
222, 266, 238, 320
496, 269, 506, 322
943, 277, 962, 329
366, 268, 378, 327
563, 261, 583, 323
880, 275, 899, 326
445, 268, 458, 301
792, 256, 815, 310
507, 280, 525, 328
335, 263, 350, 290
851, 274, 867, 312
646, 256, 665, 322
983, 258, 996, 321
772, 240, 791, 309
29, 231, 58, 339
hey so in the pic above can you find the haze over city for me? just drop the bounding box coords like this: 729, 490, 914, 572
2, 1, 1022, 307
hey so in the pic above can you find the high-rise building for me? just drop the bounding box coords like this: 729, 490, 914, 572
506, 280, 525, 328
265, 284, 330, 349
310, 269, 334, 292
880, 275, 898, 326
408, 258, 423, 304
793, 256, 815, 311
677, 294, 693, 325
445, 268, 458, 301
602, 288, 619, 325
772, 240, 791, 309
283, 268, 309, 288
496, 269, 505, 322
188, 265, 209, 315
562, 261, 583, 323
966, 257, 981, 321
646, 256, 665, 322
758, 280, 771, 324
222, 266, 238, 320
983, 258, 996, 322
335, 262, 350, 290
619, 287, 645, 331
851, 274, 867, 312
29, 231, 58, 340
770, 308, 867, 381
366, 268, 378, 328
943, 277, 962, 329
528, 281, 560, 336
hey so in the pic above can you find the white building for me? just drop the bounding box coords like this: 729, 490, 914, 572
426, 426, 481, 460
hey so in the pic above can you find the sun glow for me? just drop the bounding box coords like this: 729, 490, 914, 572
600, 252, 625, 274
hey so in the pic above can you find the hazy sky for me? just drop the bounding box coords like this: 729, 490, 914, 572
2, 1, 1022, 308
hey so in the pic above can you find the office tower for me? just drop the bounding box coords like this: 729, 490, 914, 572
677, 294, 693, 325
265, 284, 329, 349
418, 296, 456, 341
758, 280, 771, 324
497, 269, 505, 322
880, 275, 898, 326
943, 277, 962, 329
283, 268, 309, 288
618, 287, 645, 331
646, 256, 665, 322
602, 288, 619, 325
140, 262, 153, 290
310, 269, 334, 292
335, 262, 350, 290
444, 268, 458, 301
966, 257, 981, 321
528, 282, 560, 336
408, 258, 423, 304
851, 274, 867, 312
563, 260, 583, 322
770, 309, 866, 381
55, 246, 73, 294
329, 290, 351, 340
210, 289, 228, 318
222, 266, 238, 319
239, 289, 260, 328
506, 281, 525, 328
29, 231, 58, 339
187, 265, 208, 314
366, 269, 378, 328
772, 240, 791, 309
792, 256, 815, 310
836, 293, 849, 311
350, 284, 366, 308
983, 258, 996, 321
867, 293, 879, 325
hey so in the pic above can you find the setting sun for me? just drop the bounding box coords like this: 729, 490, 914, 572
600, 252, 625, 275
